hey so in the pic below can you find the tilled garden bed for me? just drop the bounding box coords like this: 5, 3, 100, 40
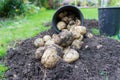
5, 20, 120, 80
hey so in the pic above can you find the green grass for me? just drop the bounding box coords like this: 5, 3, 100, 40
91, 28, 100, 35
80, 8, 98, 20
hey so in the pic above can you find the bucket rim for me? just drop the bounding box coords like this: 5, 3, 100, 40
98, 7, 120, 9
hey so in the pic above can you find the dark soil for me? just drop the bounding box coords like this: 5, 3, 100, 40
5, 20, 120, 80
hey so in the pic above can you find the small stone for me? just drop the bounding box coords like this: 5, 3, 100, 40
96, 44, 103, 49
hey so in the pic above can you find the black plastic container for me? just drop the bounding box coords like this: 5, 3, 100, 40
52, 5, 84, 33
98, 7, 120, 36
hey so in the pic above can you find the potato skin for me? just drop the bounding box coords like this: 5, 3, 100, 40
52, 34, 60, 44
63, 48, 79, 63
41, 48, 59, 68
71, 40, 84, 50
35, 47, 45, 59
57, 21, 66, 30
45, 39, 55, 46
58, 30, 74, 47
34, 38, 44, 47
43, 35, 51, 42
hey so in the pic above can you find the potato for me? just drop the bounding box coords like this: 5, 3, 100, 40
79, 34, 84, 41
63, 48, 79, 63
85, 32, 93, 38
35, 47, 45, 59
69, 26, 81, 39
62, 17, 69, 23
34, 38, 44, 47
45, 39, 55, 46
47, 44, 63, 57
69, 20, 75, 25
75, 19, 81, 26
52, 34, 61, 44
57, 21, 66, 30
67, 24, 76, 31
68, 17, 72, 22
58, 11, 67, 19
68, 14, 75, 20
43, 35, 51, 42
41, 47, 59, 68
71, 40, 84, 50
59, 30, 74, 47
77, 26, 87, 35
58, 12, 64, 19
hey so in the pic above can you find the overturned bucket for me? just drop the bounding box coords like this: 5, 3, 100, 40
52, 5, 84, 33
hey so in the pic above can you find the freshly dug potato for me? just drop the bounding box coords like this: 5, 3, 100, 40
57, 21, 66, 30
52, 34, 61, 44
68, 17, 72, 22
58, 11, 67, 19
43, 35, 51, 42
35, 47, 45, 59
63, 48, 79, 63
85, 32, 93, 38
69, 20, 75, 25
62, 16, 69, 23
59, 30, 74, 47
47, 44, 63, 57
71, 40, 84, 50
34, 38, 44, 47
45, 39, 54, 46
77, 34, 83, 41
67, 24, 76, 31
69, 26, 81, 39
68, 14, 75, 20
70, 26, 86, 36
75, 19, 81, 26
41, 47, 59, 68
58, 12, 64, 19
77, 26, 87, 35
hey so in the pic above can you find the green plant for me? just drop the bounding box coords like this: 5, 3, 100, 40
91, 28, 100, 35
21, 3, 40, 15
0, 0, 23, 17
0, 0, 39, 17
0, 64, 8, 79
109, 0, 120, 6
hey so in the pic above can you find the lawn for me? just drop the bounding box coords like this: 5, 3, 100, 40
0, 8, 119, 78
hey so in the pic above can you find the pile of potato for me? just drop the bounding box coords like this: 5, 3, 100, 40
33, 11, 93, 69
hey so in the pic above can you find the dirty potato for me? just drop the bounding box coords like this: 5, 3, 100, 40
67, 24, 76, 31
75, 19, 81, 26
34, 38, 44, 47
43, 35, 51, 42
77, 26, 87, 35
57, 21, 66, 30
59, 30, 74, 47
58, 11, 67, 19
47, 44, 63, 57
52, 34, 61, 44
78, 34, 84, 41
63, 48, 79, 63
45, 39, 55, 46
85, 32, 93, 38
35, 47, 45, 59
71, 40, 84, 50
69, 26, 81, 39
62, 16, 69, 23
41, 48, 59, 68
